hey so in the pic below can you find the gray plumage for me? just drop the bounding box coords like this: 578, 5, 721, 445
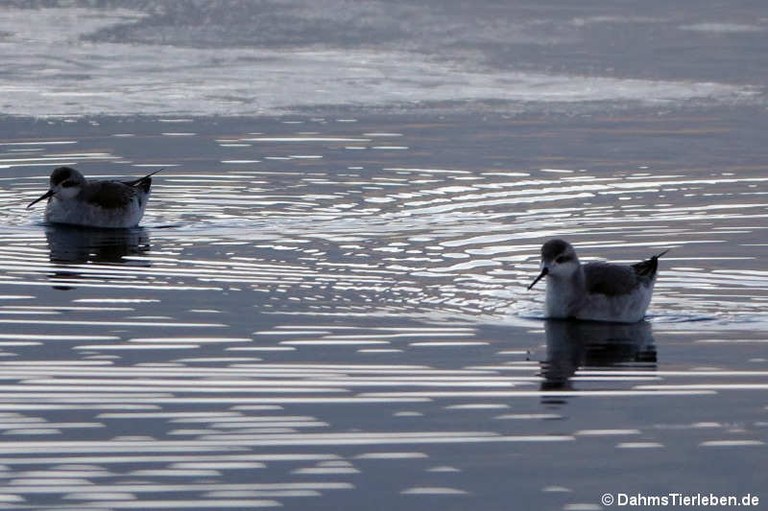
529, 239, 668, 323
28, 166, 161, 228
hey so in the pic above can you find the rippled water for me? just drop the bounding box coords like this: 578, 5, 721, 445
0, 112, 766, 509
1, 0, 767, 508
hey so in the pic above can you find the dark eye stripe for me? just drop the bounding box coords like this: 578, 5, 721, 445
555, 255, 572, 264
61, 181, 78, 188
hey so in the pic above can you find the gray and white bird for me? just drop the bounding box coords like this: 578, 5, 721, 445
528, 239, 668, 323
27, 166, 161, 228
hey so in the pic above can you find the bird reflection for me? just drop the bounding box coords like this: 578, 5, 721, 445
45, 224, 150, 289
541, 319, 657, 395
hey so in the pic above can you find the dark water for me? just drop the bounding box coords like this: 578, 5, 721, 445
0, 1, 767, 510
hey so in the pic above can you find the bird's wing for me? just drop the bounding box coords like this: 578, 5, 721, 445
586, 249, 669, 296
81, 182, 136, 209
583, 263, 640, 296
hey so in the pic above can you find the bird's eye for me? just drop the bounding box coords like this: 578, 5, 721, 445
555, 256, 570, 264
61, 181, 77, 188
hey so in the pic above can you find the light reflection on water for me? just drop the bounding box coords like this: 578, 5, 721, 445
0, 115, 766, 509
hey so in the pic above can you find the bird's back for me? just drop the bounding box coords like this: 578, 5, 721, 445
81, 181, 139, 209
584, 262, 643, 296
584, 250, 665, 297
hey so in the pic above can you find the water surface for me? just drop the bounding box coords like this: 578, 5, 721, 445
0, 112, 765, 510
0, 1, 767, 509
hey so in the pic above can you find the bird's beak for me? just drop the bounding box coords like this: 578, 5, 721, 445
27, 189, 54, 209
527, 266, 549, 290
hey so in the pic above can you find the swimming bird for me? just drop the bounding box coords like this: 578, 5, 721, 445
27, 166, 162, 228
528, 239, 668, 323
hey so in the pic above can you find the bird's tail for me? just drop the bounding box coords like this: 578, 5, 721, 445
632, 249, 670, 279
124, 168, 165, 193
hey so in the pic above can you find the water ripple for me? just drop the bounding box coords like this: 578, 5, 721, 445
0, 115, 766, 509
